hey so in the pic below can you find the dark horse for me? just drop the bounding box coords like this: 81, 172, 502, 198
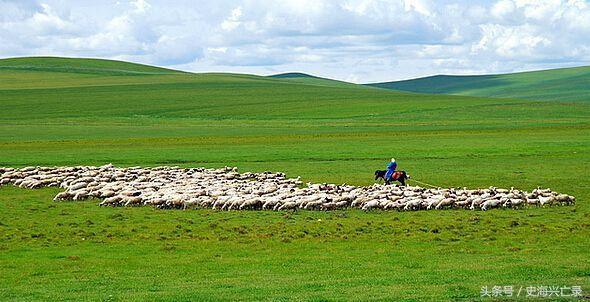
374, 170, 410, 186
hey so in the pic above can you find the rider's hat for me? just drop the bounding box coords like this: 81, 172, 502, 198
391, 158, 396, 162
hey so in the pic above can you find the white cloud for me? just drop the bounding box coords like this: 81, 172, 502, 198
403, 0, 432, 16
132, 0, 151, 13
473, 24, 552, 59
0, 0, 589, 82
221, 6, 242, 31
491, 0, 516, 19
28, 3, 73, 34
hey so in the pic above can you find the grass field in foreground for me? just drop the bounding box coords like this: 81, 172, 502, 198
1, 186, 588, 301
0, 57, 589, 300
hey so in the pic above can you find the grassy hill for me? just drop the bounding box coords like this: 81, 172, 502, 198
269, 72, 364, 88
0, 57, 589, 300
0, 56, 185, 75
270, 72, 319, 78
367, 65, 590, 101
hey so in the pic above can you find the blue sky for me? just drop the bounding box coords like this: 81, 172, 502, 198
1, 0, 589, 82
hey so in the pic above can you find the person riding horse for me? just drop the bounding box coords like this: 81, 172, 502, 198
374, 158, 410, 186
385, 158, 397, 181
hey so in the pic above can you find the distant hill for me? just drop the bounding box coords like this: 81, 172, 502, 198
270, 72, 368, 89
269, 72, 319, 79
366, 66, 590, 101
0, 57, 366, 90
0, 56, 414, 122
0, 56, 185, 76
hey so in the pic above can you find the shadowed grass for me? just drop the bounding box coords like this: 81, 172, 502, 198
368, 65, 590, 101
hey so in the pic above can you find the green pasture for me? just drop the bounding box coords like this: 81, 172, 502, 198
0, 57, 588, 300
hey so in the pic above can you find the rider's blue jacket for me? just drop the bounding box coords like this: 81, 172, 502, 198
385, 162, 397, 180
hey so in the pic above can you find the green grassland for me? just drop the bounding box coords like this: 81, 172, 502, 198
0, 57, 589, 300
367, 65, 590, 101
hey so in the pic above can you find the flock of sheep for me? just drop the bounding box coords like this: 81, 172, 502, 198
0, 165, 576, 211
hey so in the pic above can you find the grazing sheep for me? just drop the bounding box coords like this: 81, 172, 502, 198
351, 196, 371, 208
435, 198, 454, 210
53, 192, 71, 201
72, 190, 89, 200
277, 201, 298, 211
180, 198, 199, 210
424, 197, 441, 210
507, 198, 524, 208
526, 198, 540, 206
148, 198, 166, 206
333, 199, 350, 209
261, 198, 279, 210
0, 165, 575, 213
362, 199, 380, 211
481, 199, 502, 211
100, 195, 123, 206
123, 196, 142, 206
404, 198, 422, 211
100, 190, 116, 198
69, 182, 88, 191
555, 194, 575, 205
469, 198, 484, 210
239, 197, 262, 210
539, 196, 555, 206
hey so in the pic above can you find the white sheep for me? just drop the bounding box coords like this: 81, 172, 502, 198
277, 201, 298, 211
0, 165, 576, 213
404, 198, 422, 211
362, 199, 380, 211
539, 196, 555, 206
435, 198, 454, 210
481, 199, 502, 211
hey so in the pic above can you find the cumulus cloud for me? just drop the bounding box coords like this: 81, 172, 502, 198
0, 0, 589, 82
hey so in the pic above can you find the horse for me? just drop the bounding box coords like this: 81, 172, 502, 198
374, 170, 410, 186
374, 170, 387, 181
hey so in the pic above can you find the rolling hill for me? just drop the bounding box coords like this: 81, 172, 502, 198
269, 72, 364, 88
367, 65, 590, 101
0, 57, 589, 301
0, 56, 185, 75
270, 72, 319, 79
